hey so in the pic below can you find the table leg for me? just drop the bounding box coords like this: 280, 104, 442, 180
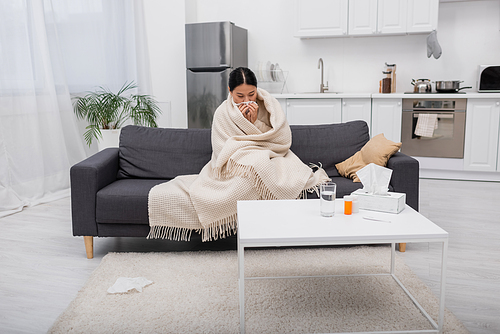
398, 243, 407, 252
238, 241, 245, 334
390, 243, 396, 275
438, 240, 448, 333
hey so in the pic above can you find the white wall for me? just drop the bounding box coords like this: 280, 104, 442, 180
143, 0, 187, 128
192, 0, 499, 93
144, 0, 500, 127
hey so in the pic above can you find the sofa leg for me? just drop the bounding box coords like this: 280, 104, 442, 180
398, 243, 406, 252
84, 236, 94, 259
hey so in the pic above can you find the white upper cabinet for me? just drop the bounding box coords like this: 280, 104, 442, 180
349, 0, 407, 36
348, 0, 377, 36
295, 0, 438, 38
406, 0, 438, 33
378, 0, 408, 35
295, 0, 348, 38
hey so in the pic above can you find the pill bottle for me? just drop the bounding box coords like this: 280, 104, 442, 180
351, 195, 359, 214
344, 195, 352, 215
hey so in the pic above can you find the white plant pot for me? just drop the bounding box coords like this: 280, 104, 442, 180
97, 129, 121, 151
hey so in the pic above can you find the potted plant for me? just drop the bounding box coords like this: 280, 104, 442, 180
72, 82, 161, 149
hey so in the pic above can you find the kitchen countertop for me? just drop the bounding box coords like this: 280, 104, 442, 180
272, 93, 372, 99
372, 92, 500, 99
273, 92, 500, 99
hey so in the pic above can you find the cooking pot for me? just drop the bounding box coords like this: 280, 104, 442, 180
411, 79, 432, 93
435, 80, 472, 93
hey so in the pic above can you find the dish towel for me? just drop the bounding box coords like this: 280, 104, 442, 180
147, 88, 330, 242
414, 113, 438, 137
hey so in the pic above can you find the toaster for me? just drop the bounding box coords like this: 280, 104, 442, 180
478, 65, 500, 92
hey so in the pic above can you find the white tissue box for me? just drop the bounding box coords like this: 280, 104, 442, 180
351, 189, 406, 214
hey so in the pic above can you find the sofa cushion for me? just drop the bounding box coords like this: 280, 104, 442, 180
336, 133, 401, 182
290, 121, 370, 177
117, 125, 212, 179
96, 179, 168, 224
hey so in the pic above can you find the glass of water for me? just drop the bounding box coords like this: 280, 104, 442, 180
320, 182, 336, 217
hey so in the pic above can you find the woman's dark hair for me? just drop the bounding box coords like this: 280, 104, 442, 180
228, 67, 258, 91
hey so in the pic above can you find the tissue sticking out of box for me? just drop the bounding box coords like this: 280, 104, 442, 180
356, 163, 392, 195
353, 164, 405, 214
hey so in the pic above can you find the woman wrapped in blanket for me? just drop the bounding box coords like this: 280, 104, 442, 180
147, 67, 330, 242
228, 67, 271, 132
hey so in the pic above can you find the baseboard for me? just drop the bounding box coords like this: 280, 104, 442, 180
419, 168, 500, 182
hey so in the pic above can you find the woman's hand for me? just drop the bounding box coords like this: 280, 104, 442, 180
238, 102, 258, 124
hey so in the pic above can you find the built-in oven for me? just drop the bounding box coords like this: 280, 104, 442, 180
401, 98, 466, 158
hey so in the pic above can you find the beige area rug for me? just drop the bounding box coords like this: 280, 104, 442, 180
49, 246, 468, 333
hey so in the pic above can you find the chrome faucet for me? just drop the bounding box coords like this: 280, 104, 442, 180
318, 58, 329, 93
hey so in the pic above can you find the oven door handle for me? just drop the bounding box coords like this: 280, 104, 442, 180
403, 109, 465, 112
412, 114, 454, 119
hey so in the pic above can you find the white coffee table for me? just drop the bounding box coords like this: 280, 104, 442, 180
237, 199, 448, 334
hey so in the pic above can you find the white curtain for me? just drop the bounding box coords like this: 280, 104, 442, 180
47, 0, 152, 94
0, 0, 151, 217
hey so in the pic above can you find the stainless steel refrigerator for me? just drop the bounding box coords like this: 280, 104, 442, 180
185, 21, 248, 128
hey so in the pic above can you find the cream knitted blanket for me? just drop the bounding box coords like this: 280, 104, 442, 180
148, 88, 329, 241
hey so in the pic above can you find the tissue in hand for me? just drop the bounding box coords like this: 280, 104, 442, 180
352, 163, 406, 213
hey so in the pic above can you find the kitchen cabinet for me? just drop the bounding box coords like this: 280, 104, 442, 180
371, 98, 402, 142
341, 98, 372, 129
349, 0, 407, 36
406, 0, 439, 33
295, 0, 437, 38
276, 93, 500, 179
285, 99, 342, 125
277, 98, 287, 116
378, 0, 408, 35
295, 0, 348, 38
348, 0, 377, 36
463, 99, 500, 172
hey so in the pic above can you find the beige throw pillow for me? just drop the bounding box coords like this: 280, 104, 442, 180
335, 134, 402, 182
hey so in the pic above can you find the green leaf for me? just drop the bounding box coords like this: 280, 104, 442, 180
72, 81, 161, 146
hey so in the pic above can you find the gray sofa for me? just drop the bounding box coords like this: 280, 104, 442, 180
71, 120, 419, 258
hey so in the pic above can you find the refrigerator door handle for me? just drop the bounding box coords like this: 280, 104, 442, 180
188, 66, 231, 73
